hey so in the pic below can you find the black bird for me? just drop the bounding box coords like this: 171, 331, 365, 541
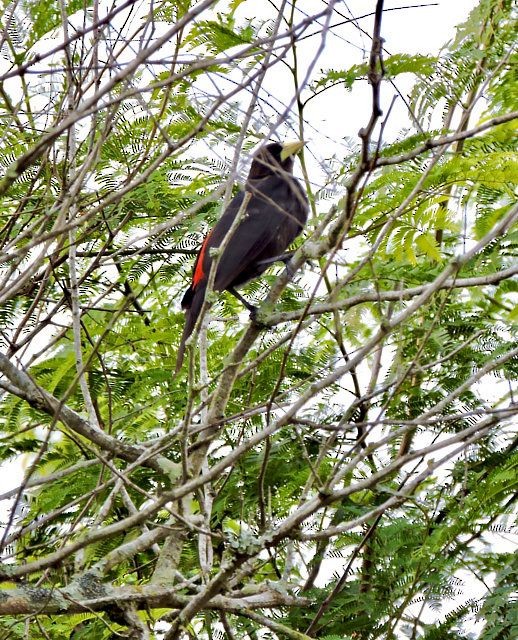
175, 140, 308, 372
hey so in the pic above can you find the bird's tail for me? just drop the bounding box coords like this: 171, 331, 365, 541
175, 285, 205, 374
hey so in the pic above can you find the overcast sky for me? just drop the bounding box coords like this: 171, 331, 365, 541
224, 0, 479, 191
0, 0, 481, 495
0, 0, 481, 555
2, 2, 505, 634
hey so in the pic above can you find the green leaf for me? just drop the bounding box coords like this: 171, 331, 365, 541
416, 232, 442, 261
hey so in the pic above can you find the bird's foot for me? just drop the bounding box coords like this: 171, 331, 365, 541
284, 259, 296, 280
228, 287, 256, 313
278, 252, 296, 280
227, 288, 270, 329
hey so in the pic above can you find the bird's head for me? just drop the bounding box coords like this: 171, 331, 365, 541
248, 140, 304, 179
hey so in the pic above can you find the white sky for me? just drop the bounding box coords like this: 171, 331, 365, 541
212, 0, 482, 191
4, 1, 514, 636
0, 0, 482, 561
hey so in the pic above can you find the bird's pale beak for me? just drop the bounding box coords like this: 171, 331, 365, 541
280, 140, 305, 162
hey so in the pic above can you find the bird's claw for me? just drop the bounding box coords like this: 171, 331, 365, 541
284, 260, 295, 280
275, 251, 296, 280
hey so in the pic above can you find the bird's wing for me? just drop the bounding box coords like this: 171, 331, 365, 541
210, 176, 306, 292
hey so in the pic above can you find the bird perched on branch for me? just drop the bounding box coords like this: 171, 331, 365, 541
175, 140, 308, 372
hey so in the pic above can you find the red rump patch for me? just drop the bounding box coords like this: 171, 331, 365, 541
192, 230, 213, 287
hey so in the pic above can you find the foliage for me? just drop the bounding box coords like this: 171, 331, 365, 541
0, 1, 516, 639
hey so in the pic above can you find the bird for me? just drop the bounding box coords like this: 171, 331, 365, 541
175, 140, 308, 373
